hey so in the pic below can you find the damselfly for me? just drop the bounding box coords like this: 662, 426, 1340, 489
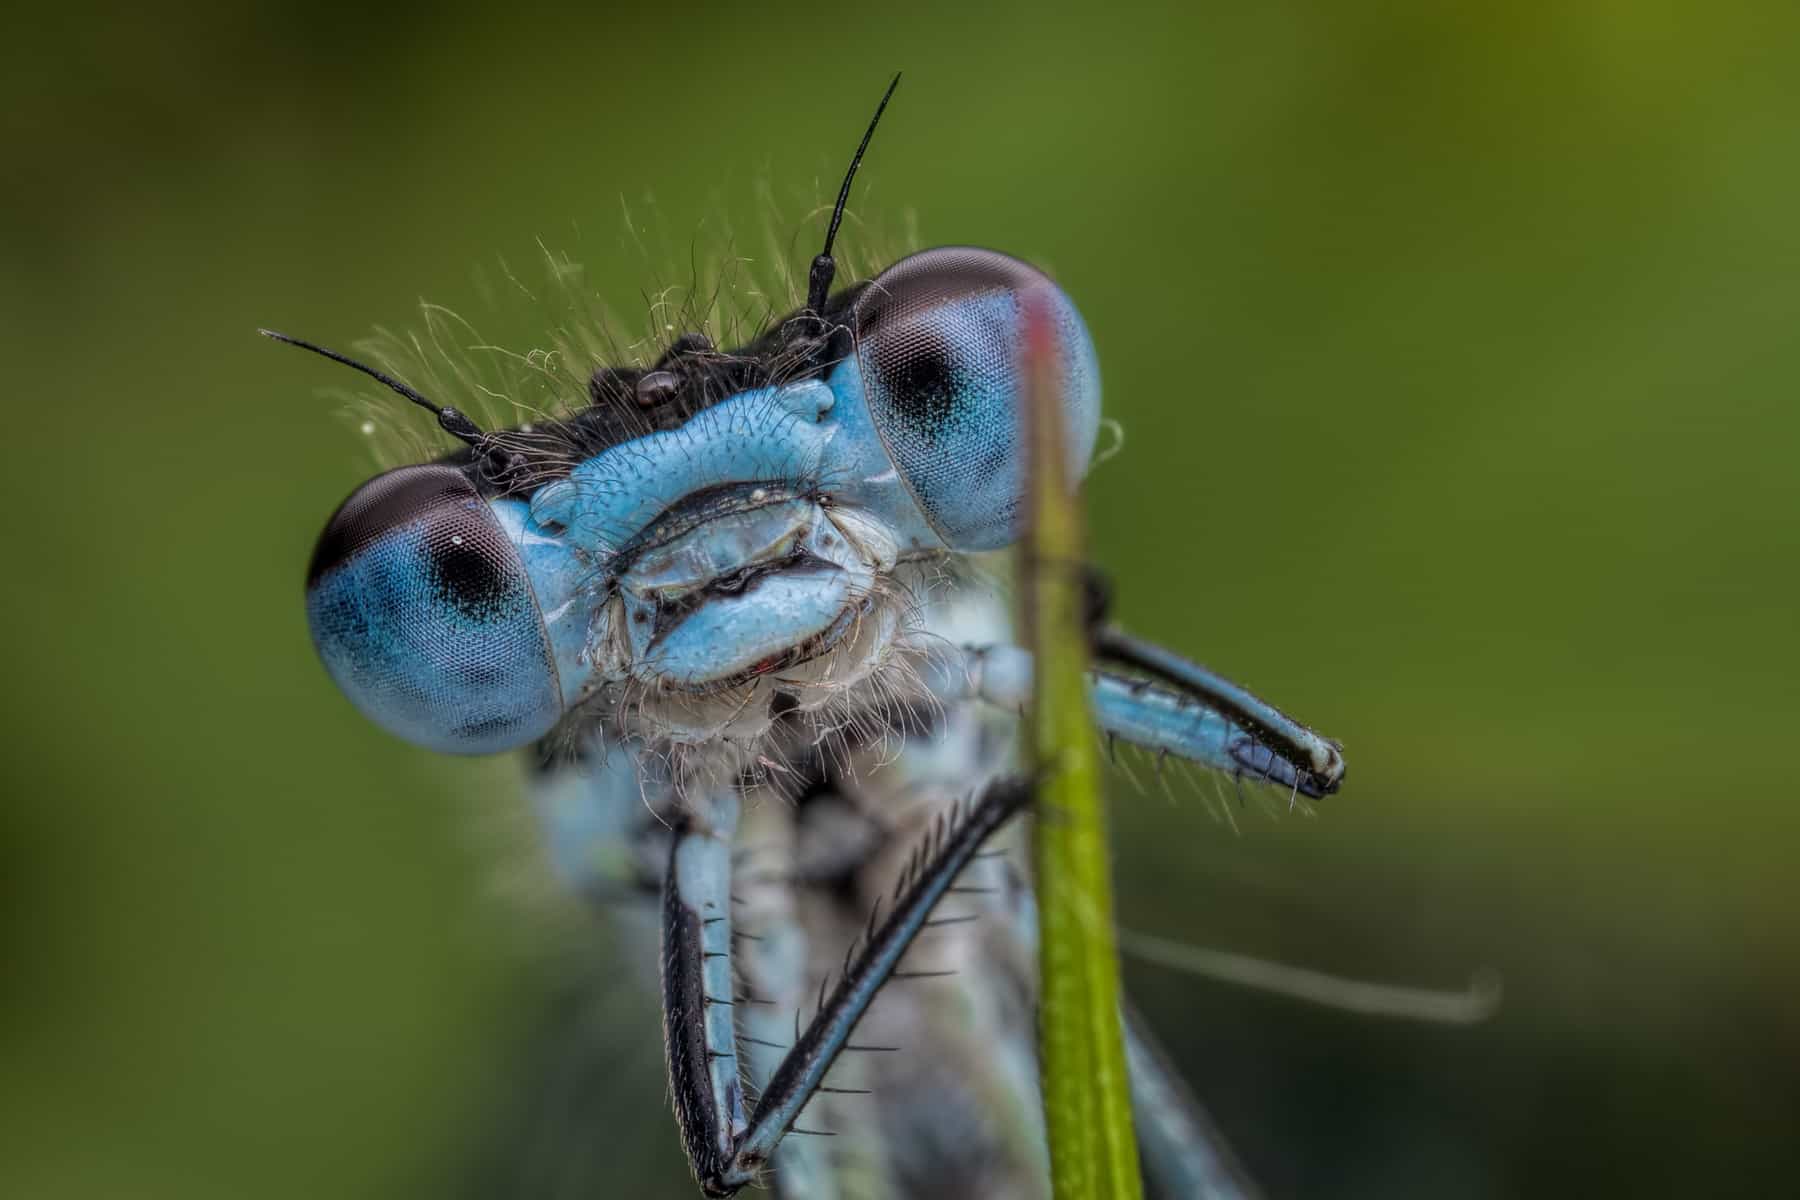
270, 76, 1348, 1198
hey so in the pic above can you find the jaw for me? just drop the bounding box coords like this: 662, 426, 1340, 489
601, 494, 912, 746
624, 590, 907, 749
644, 563, 872, 693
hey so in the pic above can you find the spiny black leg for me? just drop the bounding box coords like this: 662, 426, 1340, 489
660, 790, 747, 1193
1091, 629, 1344, 793
698, 774, 1035, 1196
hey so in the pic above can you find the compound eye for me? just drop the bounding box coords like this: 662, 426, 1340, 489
851, 246, 1100, 550
305, 463, 560, 754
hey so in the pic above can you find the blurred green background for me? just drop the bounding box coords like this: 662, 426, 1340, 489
5, 2, 1797, 1197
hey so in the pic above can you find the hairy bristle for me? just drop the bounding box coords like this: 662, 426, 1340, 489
326, 195, 913, 472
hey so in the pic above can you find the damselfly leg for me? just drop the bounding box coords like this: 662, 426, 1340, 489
961, 644, 1343, 801
660, 776, 1035, 1196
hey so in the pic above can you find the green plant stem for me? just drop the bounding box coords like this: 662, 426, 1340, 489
1020, 293, 1143, 1200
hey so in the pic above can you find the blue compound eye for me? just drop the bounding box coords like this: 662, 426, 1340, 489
851, 246, 1101, 550
305, 462, 561, 754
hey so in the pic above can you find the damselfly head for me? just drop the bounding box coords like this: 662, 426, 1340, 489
278, 83, 1102, 761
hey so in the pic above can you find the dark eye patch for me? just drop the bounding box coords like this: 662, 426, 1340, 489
882, 340, 960, 435
425, 514, 515, 620
848, 246, 1100, 551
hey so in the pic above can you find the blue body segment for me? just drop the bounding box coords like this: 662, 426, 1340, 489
528, 741, 649, 895
529, 383, 841, 554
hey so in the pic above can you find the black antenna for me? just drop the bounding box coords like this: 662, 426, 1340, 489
806, 72, 902, 317
259, 328, 485, 446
